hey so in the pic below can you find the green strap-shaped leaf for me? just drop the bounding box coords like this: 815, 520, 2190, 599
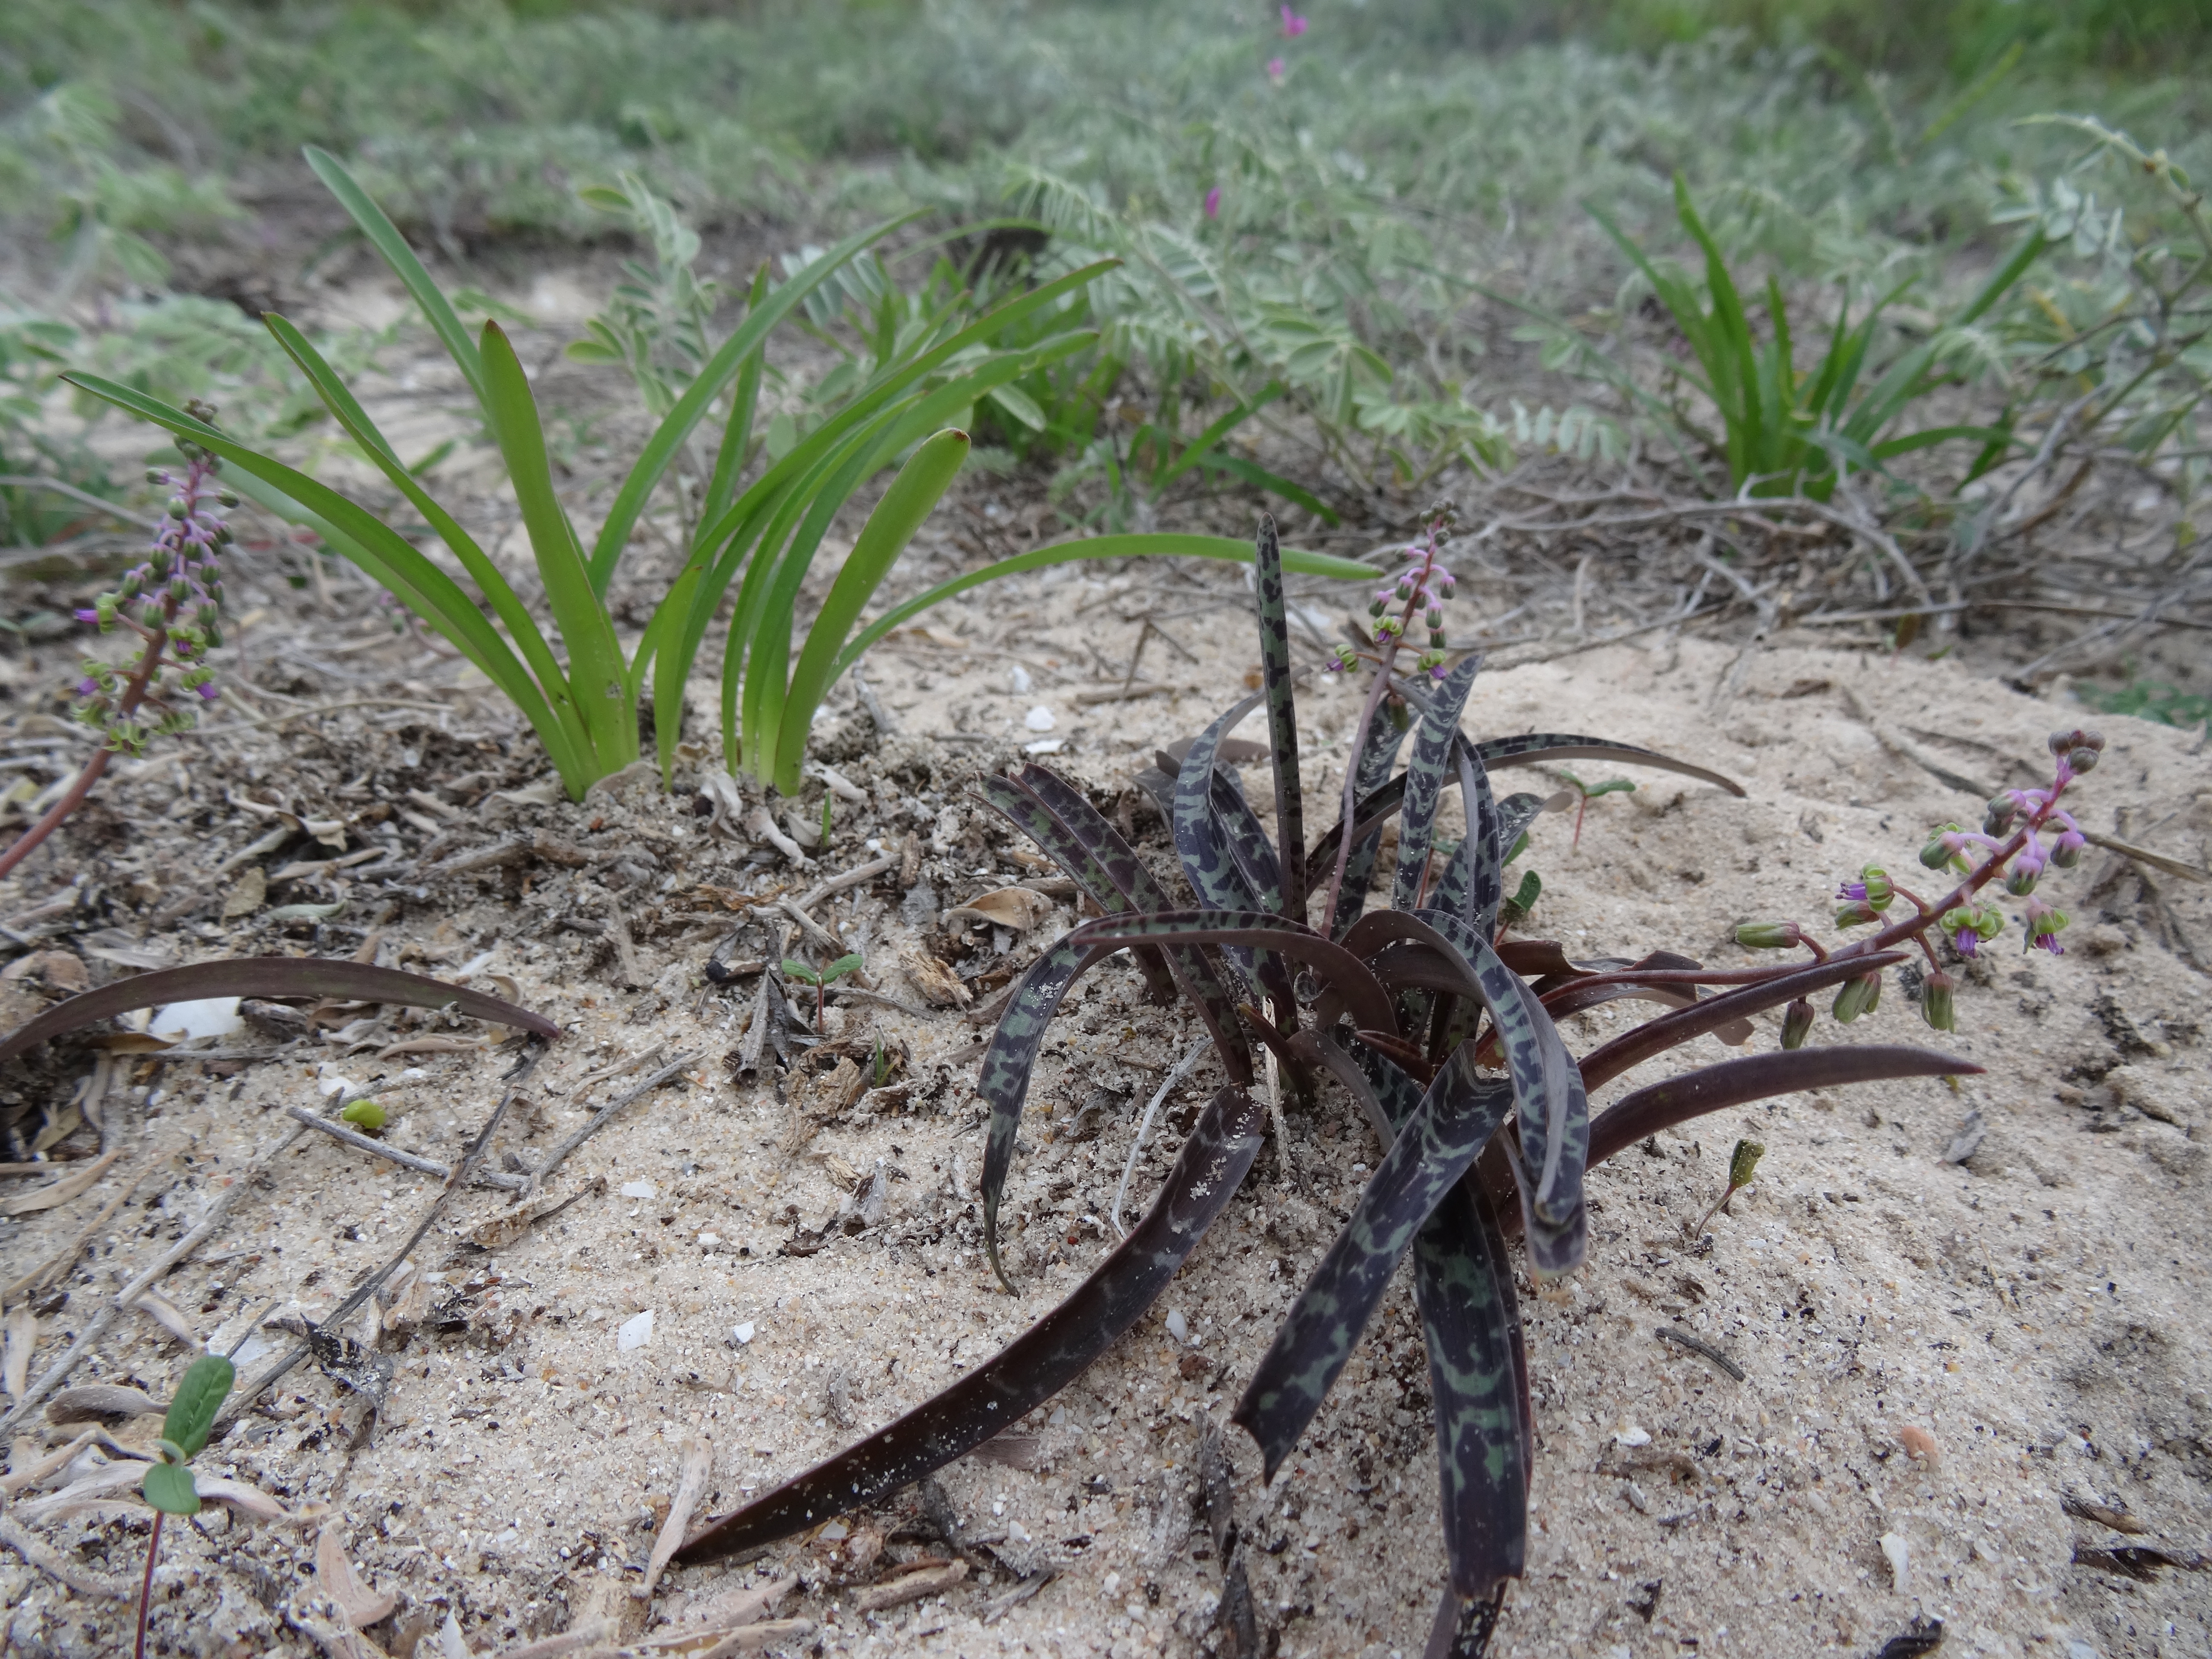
305, 147, 486, 409
1008, 768, 1254, 1071
61, 374, 592, 795
978, 940, 1115, 1290
1236, 1037, 1510, 1479
1251, 516, 1307, 925
674, 1085, 1264, 1567
589, 210, 928, 592
698, 261, 771, 536
478, 322, 635, 773
162, 1353, 235, 1459
259, 314, 591, 764
1391, 655, 1483, 912
773, 429, 970, 792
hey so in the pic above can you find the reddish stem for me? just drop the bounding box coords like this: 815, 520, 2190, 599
135, 1509, 164, 1659
0, 600, 175, 883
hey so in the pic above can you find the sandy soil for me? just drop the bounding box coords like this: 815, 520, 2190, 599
2, 539, 2209, 1659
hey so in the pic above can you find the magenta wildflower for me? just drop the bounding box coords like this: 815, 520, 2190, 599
1204, 185, 1222, 220
1267, 55, 1286, 81
1279, 5, 1309, 37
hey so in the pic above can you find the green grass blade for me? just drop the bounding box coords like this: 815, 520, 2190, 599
1151, 383, 1285, 494
773, 428, 970, 792
261, 313, 591, 759
1198, 453, 1340, 525
478, 321, 636, 772
588, 209, 927, 593
67, 373, 591, 792
827, 534, 1372, 687
699, 262, 771, 536
304, 146, 485, 411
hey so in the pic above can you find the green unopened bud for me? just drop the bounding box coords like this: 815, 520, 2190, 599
2003, 864, 2038, 897
1736, 921, 1802, 949
1834, 900, 1880, 929
1921, 969, 1957, 1033
1982, 795, 2018, 837
1860, 867, 1894, 910
1780, 997, 1814, 1049
218, 490, 239, 508
2067, 745, 2100, 774
1727, 1138, 1765, 1190
1920, 825, 1962, 870
1832, 970, 1882, 1023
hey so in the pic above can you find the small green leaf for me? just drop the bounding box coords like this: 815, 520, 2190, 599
780, 960, 822, 986
821, 954, 865, 982
1583, 778, 1637, 799
339, 1099, 386, 1133
1728, 1138, 1766, 1190
143, 1461, 201, 1515
1511, 871, 1541, 911
162, 1352, 235, 1459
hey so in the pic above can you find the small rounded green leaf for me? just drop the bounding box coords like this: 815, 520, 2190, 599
339, 1099, 386, 1132
143, 1461, 201, 1515
162, 1353, 236, 1459
821, 954, 865, 981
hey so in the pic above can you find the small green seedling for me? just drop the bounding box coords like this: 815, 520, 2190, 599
1555, 769, 1636, 850
820, 794, 834, 849
138, 1352, 235, 1659
1690, 1138, 1765, 1240
781, 952, 864, 1028
338, 1098, 386, 1133
871, 1038, 891, 1089
1497, 870, 1543, 931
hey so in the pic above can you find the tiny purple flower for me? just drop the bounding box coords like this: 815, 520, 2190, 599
1836, 879, 1869, 903
76, 677, 98, 695
196, 682, 220, 701
1279, 5, 1308, 37
1267, 55, 1286, 81
1204, 185, 1222, 220
74, 608, 99, 623
1954, 928, 1979, 959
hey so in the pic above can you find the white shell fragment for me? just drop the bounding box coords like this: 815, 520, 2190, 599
1164, 1309, 1189, 1344
1880, 1530, 1909, 1592
149, 998, 243, 1043
732, 1321, 756, 1345
1023, 704, 1057, 732
617, 1310, 654, 1351
618, 1180, 657, 1199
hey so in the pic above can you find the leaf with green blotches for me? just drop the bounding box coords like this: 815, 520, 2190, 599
1249, 517, 1307, 925
162, 1353, 235, 1460
1236, 1037, 1511, 1481
1392, 655, 1484, 914
143, 1461, 201, 1515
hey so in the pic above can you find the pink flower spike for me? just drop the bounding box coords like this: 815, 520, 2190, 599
1204, 185, 1221, 220
1280, 6, 1309, 38
1266, 56, 1286, 81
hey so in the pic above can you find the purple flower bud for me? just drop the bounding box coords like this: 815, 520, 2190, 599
2025, 897, 2067, 954
196, 681, 220, 701
1204, 185, 1222, 219
2050, 827, 2086, 868
1279, 4, 1308, 38
75, 677, 98, 695
75, 608, 99, 623
1266, 54, 1286, 80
